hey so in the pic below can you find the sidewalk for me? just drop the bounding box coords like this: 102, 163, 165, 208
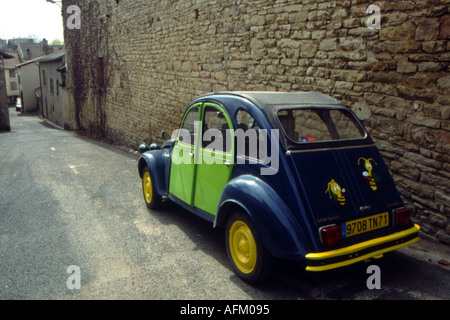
400, 230, 450, 270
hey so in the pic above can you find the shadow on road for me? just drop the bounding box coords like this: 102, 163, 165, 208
145, 200, 450, 300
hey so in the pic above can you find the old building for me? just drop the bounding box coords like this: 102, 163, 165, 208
61, 0, 450, 243
3, 52, 20, 104
16, 57, 40, 113
16, 39, 64, 63
37, 49, 66, 127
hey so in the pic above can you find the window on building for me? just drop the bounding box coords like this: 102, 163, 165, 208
9, 69, 16, 78
56, 80, 59, 96
10, 82, 17, 91
60, 72, 66, 87
97, 56, 105, 89
50, 77, 54, 94
42, 70, 46, 85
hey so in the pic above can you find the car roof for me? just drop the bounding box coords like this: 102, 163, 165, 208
199, 91, 344, 111
196, 91, 371, 151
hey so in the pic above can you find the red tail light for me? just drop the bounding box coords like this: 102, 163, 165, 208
394, 207, 410, 226
320, 224, 341, 246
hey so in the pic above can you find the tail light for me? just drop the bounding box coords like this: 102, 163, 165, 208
319, 224, 341, 246
394, 207, 410, 226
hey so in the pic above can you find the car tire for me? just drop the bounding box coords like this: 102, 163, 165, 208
225, 211, 272, 284
142, 167, 162, 210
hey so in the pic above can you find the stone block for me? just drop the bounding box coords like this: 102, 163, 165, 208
439, 15, 450, 39
415, 18, 440, 41
397, 62, 417, 73
319, 38, 337, 51
289, 11, 308, 23
380, 21, 416, 40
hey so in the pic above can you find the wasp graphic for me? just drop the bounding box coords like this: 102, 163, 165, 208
325, 179, 346, 206
358, 157, 378, 191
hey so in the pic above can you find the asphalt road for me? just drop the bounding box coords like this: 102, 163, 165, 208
0, 108, 449, 301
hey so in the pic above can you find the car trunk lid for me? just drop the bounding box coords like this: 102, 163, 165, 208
287, 145, 403, 234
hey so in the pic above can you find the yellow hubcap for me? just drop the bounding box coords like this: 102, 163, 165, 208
142, 171, 153, 204
229, 220, 257, 274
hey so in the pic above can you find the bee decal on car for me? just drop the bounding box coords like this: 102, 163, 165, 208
358, 157, 378, 191
325, 179, 346, 206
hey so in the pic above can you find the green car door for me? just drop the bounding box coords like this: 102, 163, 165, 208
169, 103, 200, 205
169, 102, 234, 215
194, 103, 234, 215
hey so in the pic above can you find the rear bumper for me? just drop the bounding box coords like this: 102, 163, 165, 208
305, 224, 420, 272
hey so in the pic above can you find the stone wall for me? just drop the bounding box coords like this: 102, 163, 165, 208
62, 0, 450, 243
0, 66, 11, 131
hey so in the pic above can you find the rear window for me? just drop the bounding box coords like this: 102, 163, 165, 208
277, 108, 366, 143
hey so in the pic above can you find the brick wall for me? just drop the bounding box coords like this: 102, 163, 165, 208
62, 0, 450, 243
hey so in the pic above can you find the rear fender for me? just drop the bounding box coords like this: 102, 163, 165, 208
138, 150, 169, 197
215, 175, 310, 260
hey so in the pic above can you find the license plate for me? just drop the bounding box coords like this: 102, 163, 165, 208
341, 212, 389, 238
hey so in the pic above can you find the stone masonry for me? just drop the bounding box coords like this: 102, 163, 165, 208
61, 0, 450, 243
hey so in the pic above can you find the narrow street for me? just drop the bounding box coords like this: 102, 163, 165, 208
0, 108, 449, 301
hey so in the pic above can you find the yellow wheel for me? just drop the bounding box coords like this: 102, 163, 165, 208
229, 220, 257, 274
142, 167, 161, 209
225, 212, 272, 283
143, 171, 153, 204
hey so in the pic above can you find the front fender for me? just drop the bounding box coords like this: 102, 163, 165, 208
138, 150, 169, 197
216, 175, 311, 261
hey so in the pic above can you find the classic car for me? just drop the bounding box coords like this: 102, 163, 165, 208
138, 91, 420, 283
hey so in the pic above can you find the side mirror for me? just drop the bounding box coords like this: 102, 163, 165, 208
138, 144, 150, 154
161, 130, 171, 141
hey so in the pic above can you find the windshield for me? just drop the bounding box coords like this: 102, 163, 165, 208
277, 108, 366, 144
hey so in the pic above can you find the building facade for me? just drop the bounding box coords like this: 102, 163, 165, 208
37, 50, 66, 127
16, 59, 40, 113
3, 52, 20, 103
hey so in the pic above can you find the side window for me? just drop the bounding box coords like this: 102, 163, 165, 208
178, 105, 199, 145
235, 109, 265, 159
202, 105, 231, 153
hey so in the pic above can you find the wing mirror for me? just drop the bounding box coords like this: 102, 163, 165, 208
161, 130, 171, 140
